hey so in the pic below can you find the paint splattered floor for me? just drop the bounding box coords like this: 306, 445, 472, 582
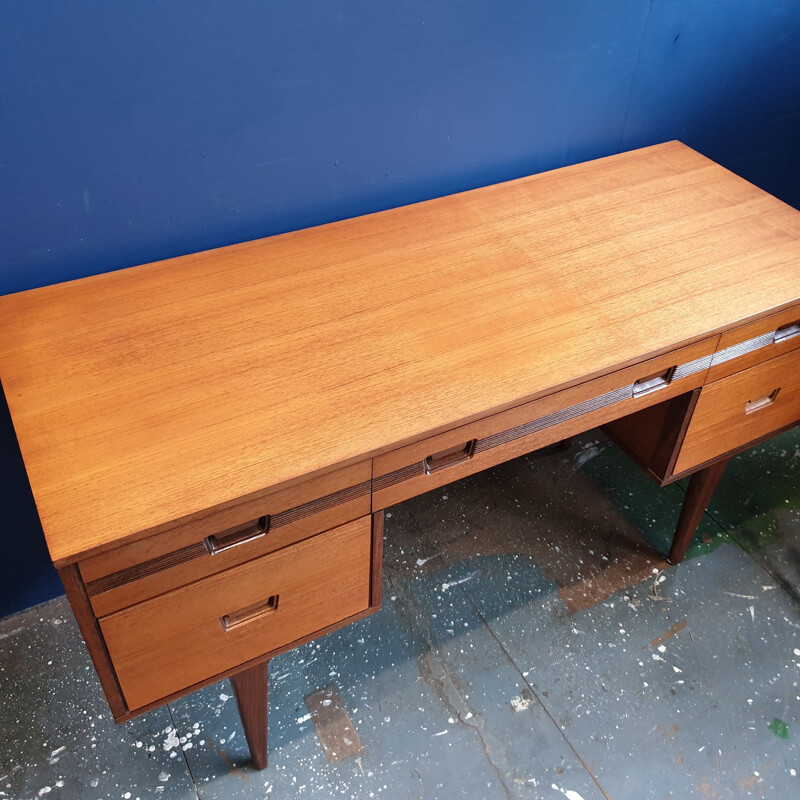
2, 428, 799, 800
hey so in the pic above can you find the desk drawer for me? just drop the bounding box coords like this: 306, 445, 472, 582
706, 303, 800, 382
673, 348, 800, 475
373, 337, 717, 509
100, 516, 373, 710
81, 461, 371, 616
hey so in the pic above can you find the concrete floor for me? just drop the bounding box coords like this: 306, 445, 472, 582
1, 429, 798, 800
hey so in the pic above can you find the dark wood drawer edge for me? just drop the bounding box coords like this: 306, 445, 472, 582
666, 419, 800, 484
110, 605, 379, 722
604, 389, 702, 488
58, 565, 128, 718
711, 325, 799, 370
104, 512, 384, 721
86, 480, 371, 598
375, 349, 713, 493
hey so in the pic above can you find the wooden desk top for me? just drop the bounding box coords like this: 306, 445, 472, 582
2, 141, 799, 565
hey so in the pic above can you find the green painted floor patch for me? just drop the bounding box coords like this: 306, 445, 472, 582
704, 427, 800, 532
768, 717, 790, 739
684, 528, 734, 559
731, 510, 786, 553
577, 428, 800, 566
574, 434, 725, 562
685, 509, 786, 560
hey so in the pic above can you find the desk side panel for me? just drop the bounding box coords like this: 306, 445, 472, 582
57, 565, 128, 719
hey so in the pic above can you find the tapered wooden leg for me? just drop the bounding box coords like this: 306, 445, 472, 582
668, 458, 730, 565
231, 660, 269, 769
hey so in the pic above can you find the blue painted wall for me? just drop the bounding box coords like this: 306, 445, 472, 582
1, 1, 798, 618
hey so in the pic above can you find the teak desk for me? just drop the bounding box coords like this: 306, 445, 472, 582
1, 142, 799, 769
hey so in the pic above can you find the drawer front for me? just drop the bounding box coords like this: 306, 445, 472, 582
706, 303, 800, 382
674, 348, 800, 475
100, 516, 372, 710
373, 338, 717, 509
82, 460, 371, 616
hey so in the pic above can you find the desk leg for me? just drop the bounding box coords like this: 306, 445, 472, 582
231, 660, 269, 769
668, 458, 730, 565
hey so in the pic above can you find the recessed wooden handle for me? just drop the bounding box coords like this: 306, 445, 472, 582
632, 366, 676, 397
745, 387, 780, 414
206, 516, 269, 554
423, 439, 477, 474
774, 321, 800, 343
221, 594, 279, 631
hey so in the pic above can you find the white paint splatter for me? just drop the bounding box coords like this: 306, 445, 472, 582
552, 785, 586, 800
48, 746, 65, 764
441, 573, 476, 591
511, 695, 532, 713
575, 444, 604, 467
297, 713, 312, 724
162, 729, 180, 751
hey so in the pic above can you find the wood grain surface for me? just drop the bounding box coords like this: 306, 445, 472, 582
1, 141, 799, 564
57, 565, 128, 718
674, 347, 800, 474
79, 459, 370, 581
371, 337, 715, 509
231, 661, 270, 770
604, 391, 701, 485
705, 301, 800, 382
100, 516, 372, 710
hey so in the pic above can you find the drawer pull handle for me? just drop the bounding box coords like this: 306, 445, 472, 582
745, 388, 780, 414
221, 594, 279, 631
206, 515, 269, 554
774, 322, 800, 343
632, 366, 676, 397
424, 439, 477, 474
